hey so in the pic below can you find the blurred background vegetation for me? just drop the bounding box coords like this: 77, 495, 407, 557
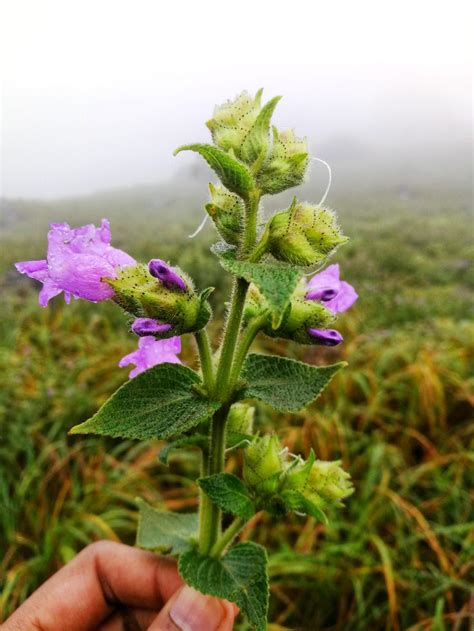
0, 164, 473, 629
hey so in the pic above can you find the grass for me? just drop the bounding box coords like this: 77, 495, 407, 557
0, 186, 473, 628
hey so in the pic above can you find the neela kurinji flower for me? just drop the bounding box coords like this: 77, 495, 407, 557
305, 264, 358, 314
15, 219, 136, 306
245, 265, 357, 346
118, 335, 182, 378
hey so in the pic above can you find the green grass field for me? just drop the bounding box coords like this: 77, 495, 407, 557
1, 185, 473, 629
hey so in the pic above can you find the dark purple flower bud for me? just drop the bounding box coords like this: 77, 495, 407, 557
148, 259, 187, 291
131, 317, 172, 337
307, 328, 343, 346
306, 286, 339, 302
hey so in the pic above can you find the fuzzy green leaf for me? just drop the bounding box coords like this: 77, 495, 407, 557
174, 144, 254, 199
70, 363, 220, 440
217, 249, 302, 327
241, 96, 281, 165
198, 473, 256, 520
240, 354, 346, 412
136, 499, 199, 554
179, 543, 268, 631
281, 490, 328, 524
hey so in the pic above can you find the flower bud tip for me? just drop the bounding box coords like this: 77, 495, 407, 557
148, 259, 187, 291
307, 328, 343, 346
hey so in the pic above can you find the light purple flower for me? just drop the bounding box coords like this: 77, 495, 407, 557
118, 336, 182, 378
306, 264, 358, 314
308, 328, 344, 346
148, 259, 187, 291
15, 219, 136, 306
131, 318, 172, 337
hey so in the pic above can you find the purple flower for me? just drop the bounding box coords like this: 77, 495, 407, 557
308, 328, 344, 346
15, 219, 136, 306
131, 318, 172, 337
306, 264, 358, 314
148, 259, 187, 291
118, 336, 182, 378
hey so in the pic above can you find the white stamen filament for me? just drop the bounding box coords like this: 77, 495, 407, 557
311, 157, 332, 206
188, 213, 209, 239
225, 438, 252, 452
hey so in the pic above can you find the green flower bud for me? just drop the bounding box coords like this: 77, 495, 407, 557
267, 199, 348, 266
243, 434, 285, 495
205, 183, 244, 245
106, 264, 212, 337
206, 90, 262, 156
227, 402, 255, 435
257, 128, 309, 194
285, 456, 353, 507
263, 278, 336, 345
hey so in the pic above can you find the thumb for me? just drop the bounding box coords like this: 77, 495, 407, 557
148, 584, 237, 631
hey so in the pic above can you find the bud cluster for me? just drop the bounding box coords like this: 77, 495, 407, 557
107, 259, 212, 339
257, 128, 309, 195
205, 184, 244, 246
206, 90, 263, 159
242, 434, 353, 516
267, 198, 348, 266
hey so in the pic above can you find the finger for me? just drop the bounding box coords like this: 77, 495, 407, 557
98, 608, 159, 631
148, 585, 237, 631
3, 541, 183, 631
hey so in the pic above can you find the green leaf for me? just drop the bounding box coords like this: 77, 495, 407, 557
241, 96, 281, 165
174, 143, 254, 199
217, 249, 302, 327
158, 434, 208, 465
136, 499, 199, 554
70, 363, 220, 440
281, 489, 328, 524
198, 473, 256, 520
179, 543, 269, 631
240, 354, 346, 412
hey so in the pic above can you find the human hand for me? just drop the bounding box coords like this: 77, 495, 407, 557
2, 541, 237, 630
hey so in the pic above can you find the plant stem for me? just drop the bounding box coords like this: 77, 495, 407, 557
228, 311, 269, 390
198, 444, 214, 554
241, 191, 261, 257
198, 189, 261, 555
194, 328, 215, 392
199, 405, 229, 554
249, 226, 270, 263
210, 516, 246, 558
214, 278, 249, 402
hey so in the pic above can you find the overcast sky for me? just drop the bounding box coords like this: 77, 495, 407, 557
0, 0, 471, 198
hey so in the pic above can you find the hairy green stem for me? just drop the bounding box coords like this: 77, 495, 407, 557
241, 191, 261, 257
199, 405, 230, 554
214, 278, 249, 402
194, 328, 215, 392
198, 444, 214, 554
228, 312, 269, 390
249, 226, 270, 263
198, 189, 260, 556
210, 516, 246, 558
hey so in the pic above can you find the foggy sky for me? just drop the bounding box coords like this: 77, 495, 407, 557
1, 0, 471, 198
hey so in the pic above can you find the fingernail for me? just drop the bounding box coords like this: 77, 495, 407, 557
170, 585, 224, 631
